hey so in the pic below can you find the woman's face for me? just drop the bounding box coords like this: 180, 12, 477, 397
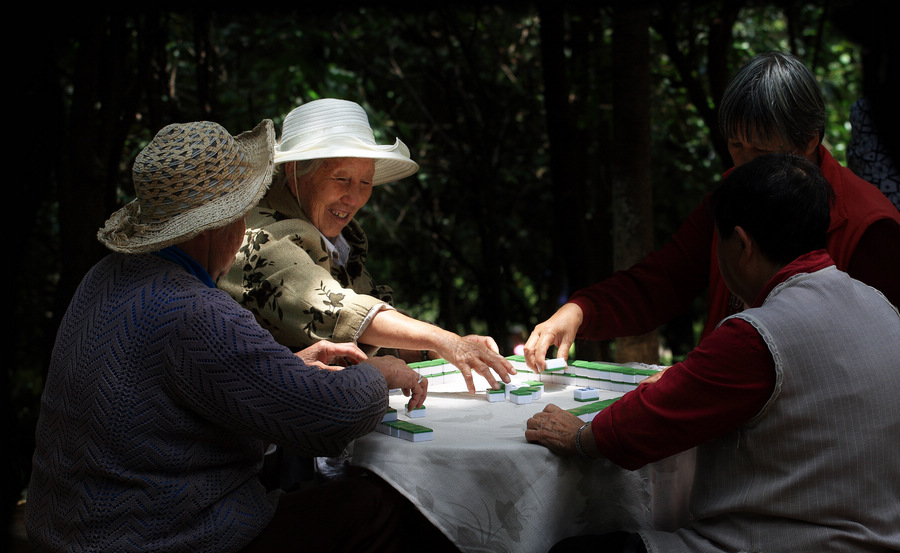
290, 157, 375, 239
727, 127, 819, 168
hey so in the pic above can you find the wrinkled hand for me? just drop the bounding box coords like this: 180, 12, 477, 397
294, 341, 368, 371
461, 334, 501, 353
525, 404, 590, 457
365, 356, 429, 411
524, 304, 584, 372
434, 334, 515, 393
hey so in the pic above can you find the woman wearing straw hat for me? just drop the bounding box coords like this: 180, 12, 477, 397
25, 120, 445, 553
222, 98, 515, 394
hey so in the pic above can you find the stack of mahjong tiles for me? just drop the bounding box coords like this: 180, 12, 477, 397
374, 407, 434, 442
485, 380, 545, 404
567, 397, 620, 422
408, 355, 659, 394
407, 356, 561, 385
499, 356, 629, 421
405, 358, 464, 385
504, 355, 659, 392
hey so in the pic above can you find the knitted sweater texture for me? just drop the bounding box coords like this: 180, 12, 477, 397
26, 253, 388, 553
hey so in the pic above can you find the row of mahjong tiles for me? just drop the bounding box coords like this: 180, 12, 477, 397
409, 355, 659, 393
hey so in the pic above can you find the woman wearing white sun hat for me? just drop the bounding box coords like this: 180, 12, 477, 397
221, 98, 515, 394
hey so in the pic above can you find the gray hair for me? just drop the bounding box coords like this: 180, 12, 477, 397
270, 158, 328, 189
718, 51, 826, 151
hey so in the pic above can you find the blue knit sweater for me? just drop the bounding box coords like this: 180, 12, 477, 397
26, 253, 388, 552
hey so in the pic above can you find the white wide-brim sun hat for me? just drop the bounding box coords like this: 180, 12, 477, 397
98, 119, 275, 254
274, 98, 419, 186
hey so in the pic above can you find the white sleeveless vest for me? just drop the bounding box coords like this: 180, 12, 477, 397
642, 266, 900, 553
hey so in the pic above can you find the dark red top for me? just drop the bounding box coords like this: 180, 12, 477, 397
569, 146, 900, 342
590, 250, 833, 470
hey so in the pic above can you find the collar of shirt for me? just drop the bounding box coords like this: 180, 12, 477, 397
751, 249, 834, 307
318, 230, 351, 267
151, 245, 216, 288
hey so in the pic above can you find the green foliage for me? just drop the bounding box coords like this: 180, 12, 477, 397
21, 1, 868, 371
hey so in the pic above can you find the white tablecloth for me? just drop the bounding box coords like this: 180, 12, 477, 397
352, 373, 695, 553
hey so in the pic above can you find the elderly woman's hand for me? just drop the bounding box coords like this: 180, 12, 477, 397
434, 334, 516, 393
366, 355, 428, 411
525, 404, 596, 458
523, 303, 584, 372
461, 334, 502, 353
357, 310, 515, 393
294, 340, 368, 370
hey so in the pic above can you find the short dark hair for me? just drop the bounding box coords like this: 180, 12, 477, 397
719, 51, 826, 152
712, 153, 832, 266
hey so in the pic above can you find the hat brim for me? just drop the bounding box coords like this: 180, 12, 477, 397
98, 120, 276, 254
274, 136, 419, 186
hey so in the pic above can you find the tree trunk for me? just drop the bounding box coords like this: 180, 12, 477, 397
611, 5, 658, 364
539, 5, 613, 362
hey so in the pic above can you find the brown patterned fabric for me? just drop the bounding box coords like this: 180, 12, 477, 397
220, 181, 393, 352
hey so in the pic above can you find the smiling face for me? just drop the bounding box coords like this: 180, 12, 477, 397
289, 157, 375, 240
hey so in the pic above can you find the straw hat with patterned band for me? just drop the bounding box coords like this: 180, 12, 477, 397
98, 119, 275, 254
275, 98, 419, 185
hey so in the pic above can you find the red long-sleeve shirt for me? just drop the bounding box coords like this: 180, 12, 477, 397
569, 146, 900, 342
590, 250, 834, 470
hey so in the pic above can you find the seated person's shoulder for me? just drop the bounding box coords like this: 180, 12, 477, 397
245, 208, 318, 242
246, 206, 281, 225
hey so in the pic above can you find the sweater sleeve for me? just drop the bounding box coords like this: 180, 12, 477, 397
591, 316, 775, 470
569, 194, 715, 341
166, 286, 388, 457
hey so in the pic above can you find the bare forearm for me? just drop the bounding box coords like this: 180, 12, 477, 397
358, 309, 454, 353
359, 309, 515, 393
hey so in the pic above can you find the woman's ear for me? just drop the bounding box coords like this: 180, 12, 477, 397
800, 131, 820, 161
285, 162, 296, 194
734, 225, 754, 263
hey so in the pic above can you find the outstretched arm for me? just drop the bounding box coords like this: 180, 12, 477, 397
359, 309, 515, 393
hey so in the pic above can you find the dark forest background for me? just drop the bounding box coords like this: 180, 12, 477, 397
7, 0, 897, 544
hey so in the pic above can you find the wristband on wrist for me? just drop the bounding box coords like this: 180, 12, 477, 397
574, 421, 592, 459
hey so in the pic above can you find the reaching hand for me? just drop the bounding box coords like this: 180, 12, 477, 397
433, 334, 516, 393
523, 303, 584, 372
355, 309, 515, 394
294, 340, 368, 371
460, 334, 501, 353
365, 356, 429, 411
